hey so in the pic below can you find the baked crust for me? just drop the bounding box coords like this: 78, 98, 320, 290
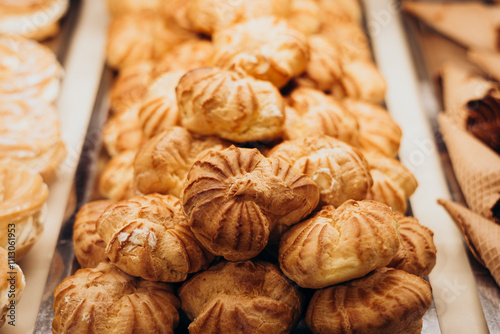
73, 200, 114, 268
284, 87, 360, 146
96, 194, 213, 282
102, 107, 143, 157
177, 67, 285, 142
181, 146, 319, 260
305, 267, 432, 334
134, 126, 228, 197
268, 136, 372, 207
52, 262, 180, 333
99, 151, 136, 201
389, 212, 437, 277
178, 260, 303, 334
279, 201, 400, 288
212, 17, 309, 88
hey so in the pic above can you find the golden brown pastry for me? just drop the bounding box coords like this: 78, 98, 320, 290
317, 0, 362, 24
0, 99, 66, 182
343, 99, 402, 158
0, 162, 48, 261
102, 107, 143, 157
52, 262, 180, 333
186, 0, 288, 35
339, 59, 387, 104
297, 35, 344, 92
96, 194, 213, 282
0, 34, 63, 103
212, 17, 309, 88
73, 200, 114, 268
107, 0, 162, 16
181, 146, 320, 261
0, 247, 24, 328
0, 0, 69, 40
109, 61, 155, 115
138, 71, 185, 139
305, 267, 432, 334
106, 11, 194, 69
98, 151, 136, 201
286, 0, 321, 35
153, 39, 214, 77
177, 67, 285, 142
319, 19, 371, 61
284, 87, 360, 146
279, 201, 400, 289
134, 126, 229, 197
389, 212, 437, 277
268, 136, 372, 207
178, 260, 303, 334
364, 151, 418, 213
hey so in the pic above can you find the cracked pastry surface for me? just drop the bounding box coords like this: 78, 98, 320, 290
305, 267, 432, 334
178, 260, 302, 334
96, 193, 213, 282
134, 126, 229, 198
284, 87, 360, 146
0, 162, 48, 261
99, 151, 136, 201
0, 99, 66, 182
181, 146, 319, 261
177, 67, 285, 142
279, 200, 400, 289
388, 212, 436, 277
212, 17, 309, 88
52, 262, 180, 334
73, 200, 114, 268
0, 34, 62, 103
268, 136, 372, 207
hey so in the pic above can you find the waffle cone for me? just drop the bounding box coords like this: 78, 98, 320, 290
468, 49, 500, 82
438, 114, 500, 221
402, 2, 500, 52
441, 62, 494, 128
438, 199, 500, 287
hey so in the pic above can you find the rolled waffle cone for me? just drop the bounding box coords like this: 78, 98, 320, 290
468, 49, 500, 82
402, 2, 500, 52
438, 114, 500, 222
441, 62, 494, 128
438, 199, 500, 287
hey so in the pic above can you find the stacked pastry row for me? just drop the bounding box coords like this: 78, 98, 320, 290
52, 1, 437, 333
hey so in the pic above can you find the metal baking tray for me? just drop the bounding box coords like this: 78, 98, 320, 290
27, 0, 498, 333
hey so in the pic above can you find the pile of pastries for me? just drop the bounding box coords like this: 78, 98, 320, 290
53, 0, 437, 333
0, 0, 69, 328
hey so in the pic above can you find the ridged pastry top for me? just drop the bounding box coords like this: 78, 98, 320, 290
364, 151, 418, 213
181, 146, 319, 261
212, 17, 309, 88
279, 201, 400, 288
186, 0, 289, 35
466, 89, 500, 154
138, 71, 185, 139
285, 87, 360, 146
0, 99, 66, 180
134, 126, 229, 197
109, 61, 155, 115
0, 161, 48, 223
96, 194, 213, 282
0, 247, 24, 328
106, 11, 194, 69
52, 262, 180, 334
343, 99, 402, 158
0, 34, 62, 103
319, 19, 371, 62
102, 106, 143, 157
338, 59, 387, 104
305, 267, 432, 334
73, 200, 114, 268
154, 39, 214, 76
389, 212, 436, 277
99, 151, 136, 201
177, 67, 285, 142
268, 136, 372, 207
178, 260, 302, 334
